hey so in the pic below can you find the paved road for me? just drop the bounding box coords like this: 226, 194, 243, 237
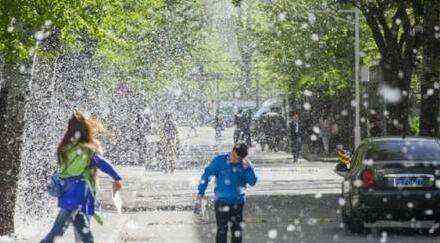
74, 164, 440, 242
97, 161, 341, 211
14, 194, 438, 243
8, 161, 440, 243
96, 194, 439, 243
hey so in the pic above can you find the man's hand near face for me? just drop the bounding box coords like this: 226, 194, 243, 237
242, 158, 250, 169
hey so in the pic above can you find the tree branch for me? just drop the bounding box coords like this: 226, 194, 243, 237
360, 3, 387, 57
373, 2, 397, 48
412, 0, 425, 17
394, 2, 409, 52
401, 8, 418, 69
390, 4, 404, 35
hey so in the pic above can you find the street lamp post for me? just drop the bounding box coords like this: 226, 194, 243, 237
339, 9, 361, 148
354, 9, 361, 148
256, 73, 260, 108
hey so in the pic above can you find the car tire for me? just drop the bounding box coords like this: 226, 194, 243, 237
431, 220, 440, 236
345, 216, 367, 234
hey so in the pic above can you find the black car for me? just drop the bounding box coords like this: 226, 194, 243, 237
336, 137, 440, 234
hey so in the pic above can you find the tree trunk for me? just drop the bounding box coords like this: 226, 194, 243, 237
235, 4, 254, 100
419, 3, 440, 137
380, 58, 411, 135
0, 63, 26, 236
287, 77, 299, 115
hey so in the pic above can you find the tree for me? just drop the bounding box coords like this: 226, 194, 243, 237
342, 1, 426, 135
0, 63, 26, 236
0, 0, 225, 233
0, 0, 167, 235
249, 0, 378, 148
0, 0, 71, 235
419, 1, 440, 136
233, 1, 257, 99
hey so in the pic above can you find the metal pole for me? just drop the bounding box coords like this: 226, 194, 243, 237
216, 75, 220, 115
354, 8, 361, 148
256, 75, 260, 108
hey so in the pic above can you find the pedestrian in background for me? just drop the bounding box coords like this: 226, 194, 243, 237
255, 113, 270, 152
242, 110, 252, 147
136, 110, 152, 166
41, 111, 123, 243
194, 143, 257, 243
190, 113, 199, 137
233, 109, 242, 144
290, 112, 303, 163
233, 109, 252, 146
158, 113, 179, 173
319, 117, 331, 156
215, 114, 224, 140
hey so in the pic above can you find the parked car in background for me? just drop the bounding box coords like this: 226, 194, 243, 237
336, 137, 440, 234
252, 98, 288, 151
252, 98, 285, 121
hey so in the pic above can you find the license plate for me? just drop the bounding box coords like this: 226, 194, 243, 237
393, 178, 433, 188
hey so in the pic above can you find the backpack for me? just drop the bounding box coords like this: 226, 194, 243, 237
47, 142, 94, 198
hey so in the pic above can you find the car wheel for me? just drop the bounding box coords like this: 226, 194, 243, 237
431, 220, 440, 236
342, 207, 367, 235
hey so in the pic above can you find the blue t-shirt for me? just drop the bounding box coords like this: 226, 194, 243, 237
197, 153, 257, 204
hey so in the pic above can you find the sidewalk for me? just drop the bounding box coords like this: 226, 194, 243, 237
303, 153, 339, 163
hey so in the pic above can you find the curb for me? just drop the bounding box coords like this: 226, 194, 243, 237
302, 154, 338, 163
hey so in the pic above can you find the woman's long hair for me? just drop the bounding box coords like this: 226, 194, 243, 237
57, 111, 109, 165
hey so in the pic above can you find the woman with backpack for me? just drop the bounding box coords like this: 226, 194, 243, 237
40, 111, 123, 243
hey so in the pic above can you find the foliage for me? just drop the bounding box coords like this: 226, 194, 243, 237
410, 115, 420, 135
232, 0, 241, 7
0, 0, 215, 93
252, 0, 378, 100
339, 0, 435, 135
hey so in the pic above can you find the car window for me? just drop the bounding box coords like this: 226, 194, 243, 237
365, 140, 440, 161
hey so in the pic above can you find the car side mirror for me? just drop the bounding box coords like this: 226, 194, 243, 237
335, 163, 349, 177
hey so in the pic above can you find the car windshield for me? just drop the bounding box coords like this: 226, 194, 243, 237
365, 140, 440, 161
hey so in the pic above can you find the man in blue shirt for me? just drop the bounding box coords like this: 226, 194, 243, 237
195, 143, 257, 243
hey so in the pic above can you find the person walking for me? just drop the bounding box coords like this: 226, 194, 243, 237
233, 109, 244, 144
194, 143, 257, 243
158, 113, 179, 173
319, 117, 331, 156
242, 110, 252, 147
136, 110, 152, 166
290, 112, 303, 163
215, 114, 224, 140
41, 111, 123, 243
